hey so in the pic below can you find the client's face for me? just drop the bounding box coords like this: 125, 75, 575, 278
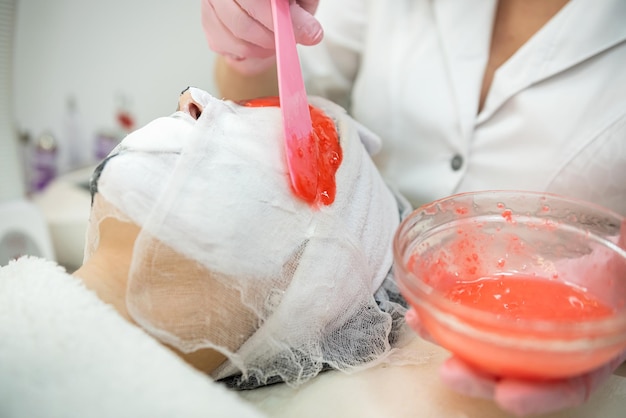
84, 87, 343, 356
78, 88, 401, 382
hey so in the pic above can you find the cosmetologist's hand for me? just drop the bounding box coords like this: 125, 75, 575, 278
201, 0, 323, 75
405, 308, 626, 417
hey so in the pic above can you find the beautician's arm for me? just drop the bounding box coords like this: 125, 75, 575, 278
215, 56, 279, 101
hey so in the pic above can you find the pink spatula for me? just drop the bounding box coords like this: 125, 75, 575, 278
271, 0, 318, 204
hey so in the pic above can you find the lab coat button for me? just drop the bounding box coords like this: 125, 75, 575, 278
450, 154, 463, 171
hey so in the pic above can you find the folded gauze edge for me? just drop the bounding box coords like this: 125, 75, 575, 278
87, 92, 412, 388
0, 256, 265, 418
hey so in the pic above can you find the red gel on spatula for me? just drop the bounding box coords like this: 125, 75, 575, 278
270, 0, 318, 204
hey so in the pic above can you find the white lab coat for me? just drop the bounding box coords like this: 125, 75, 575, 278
300, 0, 626, 214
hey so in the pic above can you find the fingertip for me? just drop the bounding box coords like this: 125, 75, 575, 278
440, 357, 497, 400
494, 378, 585, 417
403, 308, 437, 343
405, 307, 417, 322
290, 4, 324, 45
403, 307, 423, 334
299, 23, 324, 46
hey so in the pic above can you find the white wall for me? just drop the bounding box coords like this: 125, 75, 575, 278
1, 0, 23, 201
13, 0, 217, 155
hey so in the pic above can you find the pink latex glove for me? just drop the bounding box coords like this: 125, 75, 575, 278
406, 308, 626, 416
405, 218, 626, 416
201, 0, 323, 75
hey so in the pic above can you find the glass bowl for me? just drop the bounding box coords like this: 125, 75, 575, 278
393, 190, 626, 379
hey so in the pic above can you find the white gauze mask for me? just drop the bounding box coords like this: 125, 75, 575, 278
84, 90, 405, 387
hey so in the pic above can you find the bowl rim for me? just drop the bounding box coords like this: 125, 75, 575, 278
393, 190, 626, 338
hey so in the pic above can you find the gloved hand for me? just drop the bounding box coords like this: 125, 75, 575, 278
201, 0, 323, 75
405, 217, 626, 416
406, 309, 626, 417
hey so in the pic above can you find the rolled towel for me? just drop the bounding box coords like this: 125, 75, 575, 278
0, 256, 265, 418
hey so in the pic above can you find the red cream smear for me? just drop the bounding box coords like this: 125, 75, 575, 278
239, 97, 342, 206
445, 273, 614, 322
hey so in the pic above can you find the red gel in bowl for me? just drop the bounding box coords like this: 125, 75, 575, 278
394, 190, 626, 379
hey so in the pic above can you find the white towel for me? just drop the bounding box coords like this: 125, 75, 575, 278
0, 256, 265, 418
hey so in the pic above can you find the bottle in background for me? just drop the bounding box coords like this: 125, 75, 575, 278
94, 93, 135, 162
115, 93, 135, 134
18, 130, 32, 193
94, 129, 120, 161
30, 131, 57, 193
60, 95, 89, 173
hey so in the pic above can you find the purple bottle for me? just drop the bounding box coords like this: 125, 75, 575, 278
31, 132, 57, 192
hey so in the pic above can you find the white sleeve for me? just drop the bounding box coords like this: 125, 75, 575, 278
299, 0, 371, 110
546, 113, 626, 216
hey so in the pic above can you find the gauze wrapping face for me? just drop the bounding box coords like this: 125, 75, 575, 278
85, 91, 406, 387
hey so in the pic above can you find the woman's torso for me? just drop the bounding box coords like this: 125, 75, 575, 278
301, 0, 626, 214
